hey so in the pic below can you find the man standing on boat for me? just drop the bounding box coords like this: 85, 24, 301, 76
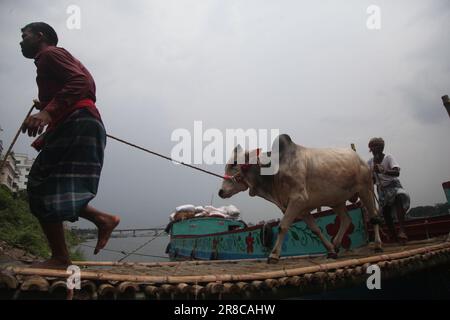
368, 137, 410, 243
19, 22, 120, 269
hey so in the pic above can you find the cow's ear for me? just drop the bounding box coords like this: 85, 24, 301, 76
234, 144, 243, 154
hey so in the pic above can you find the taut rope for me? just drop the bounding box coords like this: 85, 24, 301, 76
106, 134, 227, 180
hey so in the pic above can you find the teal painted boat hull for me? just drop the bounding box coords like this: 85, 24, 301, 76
168, 205, 368, 261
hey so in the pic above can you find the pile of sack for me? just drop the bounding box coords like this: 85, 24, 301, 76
170, 204, 240, 222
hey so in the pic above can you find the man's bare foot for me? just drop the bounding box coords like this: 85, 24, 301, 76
30, 257, 72, 270
94, 215, 120, 255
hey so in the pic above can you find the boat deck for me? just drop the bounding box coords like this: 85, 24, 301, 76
1, 237, 450, 299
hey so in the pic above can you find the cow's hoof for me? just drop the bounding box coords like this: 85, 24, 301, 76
327, 252, 338, 259
267, 256, 279, 264
333, 246, 340, 254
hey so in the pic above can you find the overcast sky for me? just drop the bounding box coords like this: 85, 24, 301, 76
1, 0, 449, 229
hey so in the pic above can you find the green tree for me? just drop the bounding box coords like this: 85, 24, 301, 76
0, 185, 84, 260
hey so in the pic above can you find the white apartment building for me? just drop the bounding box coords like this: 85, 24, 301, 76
14, 153, 35, 190
0, 151, 34, 192
0, 152, 19, 192
1, 126, 34, 191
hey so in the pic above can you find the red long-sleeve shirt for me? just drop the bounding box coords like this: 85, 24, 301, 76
34, 45, 101, 126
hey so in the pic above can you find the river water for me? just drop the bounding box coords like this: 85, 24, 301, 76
76, 235, 171, 262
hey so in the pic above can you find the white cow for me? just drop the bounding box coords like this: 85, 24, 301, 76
218, 134, 383, 263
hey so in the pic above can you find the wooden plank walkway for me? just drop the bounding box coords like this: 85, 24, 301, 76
1, 237, 450, 299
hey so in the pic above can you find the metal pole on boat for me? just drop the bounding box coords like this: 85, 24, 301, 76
442, 95, 450, 118
440, 95, 450, 241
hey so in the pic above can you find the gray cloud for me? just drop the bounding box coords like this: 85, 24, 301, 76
1, 0, 449, 229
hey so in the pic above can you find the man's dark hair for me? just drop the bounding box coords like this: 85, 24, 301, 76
21, 22, 58, 46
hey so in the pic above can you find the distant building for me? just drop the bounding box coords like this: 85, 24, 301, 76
0, 125, 35, 191
0, 152, 20, 192
14, 153, 35, 190
0, 152, 35, 192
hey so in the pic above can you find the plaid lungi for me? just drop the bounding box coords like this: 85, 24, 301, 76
377, 179, 410, 211
27, 109, 106, 223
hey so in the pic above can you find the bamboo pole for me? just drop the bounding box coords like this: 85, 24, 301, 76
251, 280, 263, 291
48, 280, 67, 295
442, 95, 450, 118
0, 272, 18, 289
144, 285, 160, 299
20, 276, 49, 291
117, 281, 139, 300
236, 281, 250, 291
160, 284, 175, 295
71, 238, 441, 269
264, 278, 279, 289
277, 277, 290, 287
287, 275, 301, 287
176, 283, 189, 294
72, 252, 325, 268
206, 282, 223, 294
79, 280, 97, 300
0, 101, 36, 172
98, 284, 116, 299
223, 282, 239, 294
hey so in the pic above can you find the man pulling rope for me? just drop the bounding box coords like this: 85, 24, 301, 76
20, 22, 120, 269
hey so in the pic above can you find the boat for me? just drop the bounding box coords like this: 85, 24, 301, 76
166, 204, 367, 260
166, 181, 450, 261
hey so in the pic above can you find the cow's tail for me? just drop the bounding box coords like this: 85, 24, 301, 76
366, 183, 384, 225
369, 185, 381, 207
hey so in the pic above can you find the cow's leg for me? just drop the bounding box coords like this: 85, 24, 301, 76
331, 204, 352, 253
268, 202, 303, 264
359, 188, 383, 252
302, 213, 337, 258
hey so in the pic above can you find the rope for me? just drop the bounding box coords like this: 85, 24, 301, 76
79, 224, 170, 260
117, 228, 168, 262
106, 134, 226, 180
78, 243, 169, 260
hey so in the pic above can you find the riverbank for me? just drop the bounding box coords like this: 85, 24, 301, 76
0, 239, 39, 267
77, 235, 170, 262
0, 185, 83, 262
